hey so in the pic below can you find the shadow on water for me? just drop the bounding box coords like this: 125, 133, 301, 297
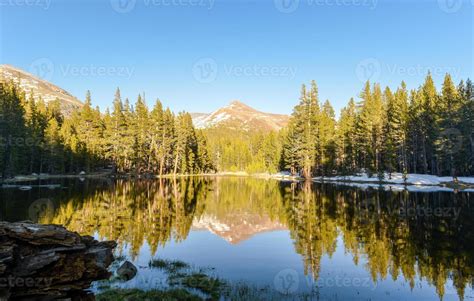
1, 177, 473, 300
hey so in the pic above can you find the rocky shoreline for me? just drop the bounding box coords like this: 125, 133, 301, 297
0, 221, 116, 300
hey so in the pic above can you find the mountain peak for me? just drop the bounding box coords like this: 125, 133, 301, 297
226, 100, 256, 111
229, 100, 243, 105
0, 64, 83, 115
228, 100, 248, 107
192, 101, 289, 132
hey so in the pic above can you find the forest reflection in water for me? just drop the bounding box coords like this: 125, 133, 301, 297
1, 177, 473, 300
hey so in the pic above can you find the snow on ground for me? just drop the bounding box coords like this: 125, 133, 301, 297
313, 173, 474, 186
321, 181, 458, 193
308, 173, 474, 192
459, 177, 474, 184
268, 172, 474, 192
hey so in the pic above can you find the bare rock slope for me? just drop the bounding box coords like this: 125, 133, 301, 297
0, 64, 83, 116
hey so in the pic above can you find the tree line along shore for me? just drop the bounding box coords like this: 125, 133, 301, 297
1, 73, 472, 180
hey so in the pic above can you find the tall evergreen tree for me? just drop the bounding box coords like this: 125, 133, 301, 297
336, 98, 357, 174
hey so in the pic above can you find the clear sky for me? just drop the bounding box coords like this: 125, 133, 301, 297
1, 0, 472, 115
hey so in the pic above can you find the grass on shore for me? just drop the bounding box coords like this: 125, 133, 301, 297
148, 258, 189, 273
96, 257, 320, 301
96, 288, 202, 301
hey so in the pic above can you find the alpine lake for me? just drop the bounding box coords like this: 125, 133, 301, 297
1, 176, 473, 301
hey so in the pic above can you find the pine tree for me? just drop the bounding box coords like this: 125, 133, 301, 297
281, 124, 300, 175
355, 82, 385, 176
0, 83, 28, 177
436, 74, 463, 176
419, 73, 438, 174
44, 117, 64, 173
173, 112, 197, 174
132, 94, 150, 173
106, 88, 127, 172
355, 81, 372, 172
460, 79, 474, 174
195, 130, 213, 173
161, 108, 176, 174
150, 99, 165, 174
319, 100, 336, 175
336, 98, 357, 174
73, 91, 105, 171
283, 82, 320, 178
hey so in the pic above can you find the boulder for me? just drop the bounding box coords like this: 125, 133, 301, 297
0, 221, 116, 299
116, 261, 137, 281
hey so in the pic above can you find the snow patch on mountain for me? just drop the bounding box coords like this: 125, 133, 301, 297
191, 100, 289, 132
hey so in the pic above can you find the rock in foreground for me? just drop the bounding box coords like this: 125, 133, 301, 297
0, 221, 116, 299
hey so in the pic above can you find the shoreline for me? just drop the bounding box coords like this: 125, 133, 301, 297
2, 171, 474, 191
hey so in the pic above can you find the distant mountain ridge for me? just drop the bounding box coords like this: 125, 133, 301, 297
0, 65, 289, 130
191, 101, 289, 132
0, 64, 83, 115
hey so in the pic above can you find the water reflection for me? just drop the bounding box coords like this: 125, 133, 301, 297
1, 177, 473, 300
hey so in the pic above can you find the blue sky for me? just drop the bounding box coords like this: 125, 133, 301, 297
1, 0, 472, 115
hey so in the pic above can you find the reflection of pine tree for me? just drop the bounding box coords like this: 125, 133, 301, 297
38, 178, 474, 301
43, 178, 205, 259
281, 182, 338, 279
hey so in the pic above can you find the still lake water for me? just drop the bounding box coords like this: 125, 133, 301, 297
1, 177, 473, 300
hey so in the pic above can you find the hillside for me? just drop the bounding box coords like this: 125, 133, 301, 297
0, 64, 83, 115
192, 101, 289, 132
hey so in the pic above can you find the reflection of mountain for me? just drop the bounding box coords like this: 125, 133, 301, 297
192, 214, 286, 244
16, 177, 473, 301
